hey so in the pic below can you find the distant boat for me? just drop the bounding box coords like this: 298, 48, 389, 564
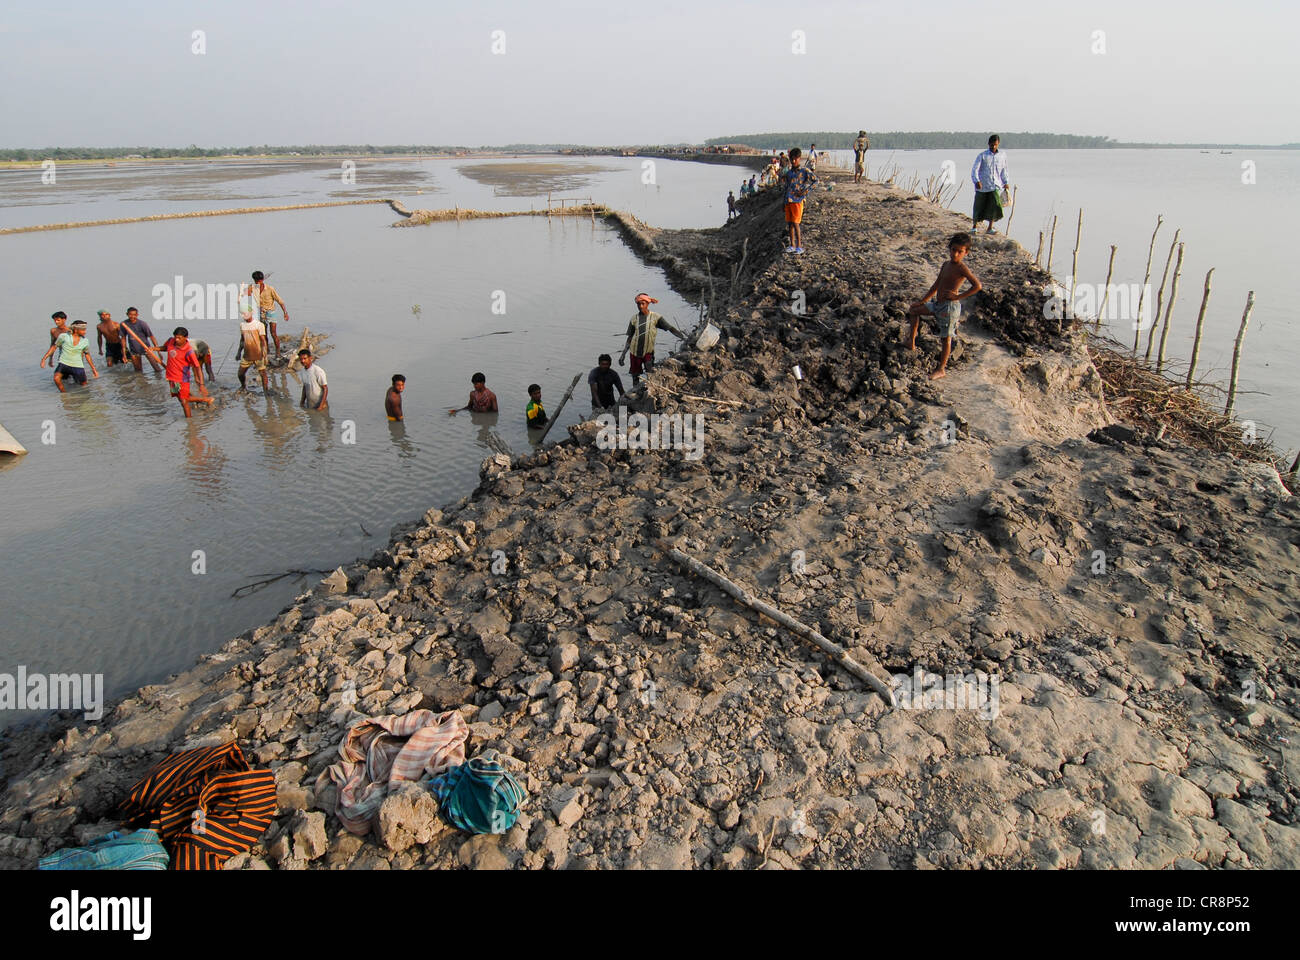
1221, 151, 1232, 154
1200, 150, 1210, 154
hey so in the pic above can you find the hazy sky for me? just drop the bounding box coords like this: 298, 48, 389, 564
2, 0, 1296, 147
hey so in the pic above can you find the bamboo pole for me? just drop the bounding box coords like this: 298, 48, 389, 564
536, 373, 582, 444
1096, 245, 1118, 329
1133, 216, 1164, 352
1185, 268, 1215, 389
1146, 229, 1181, 361
0, 198, 395, 236
661, 544, 896, 706
1223, 291, 1255, 419
1155, 243, 1184, 374
1069, 209, 1083, 311
1034, 232, 1043, 268
1003, 185, 1018, 238
1046, 215, 1058, 275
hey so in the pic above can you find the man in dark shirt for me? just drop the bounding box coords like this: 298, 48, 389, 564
588, 353, 625, 411
386, 374, 406, 421
120, 307, 162, 372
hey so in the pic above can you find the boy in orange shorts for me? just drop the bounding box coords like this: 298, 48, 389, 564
782, 147, 817, 254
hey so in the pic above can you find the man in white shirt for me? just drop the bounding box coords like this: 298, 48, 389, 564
971, 135, 1011, 234
299, 349, 328, 410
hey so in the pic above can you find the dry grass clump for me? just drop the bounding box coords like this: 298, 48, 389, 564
1089, 338, 1284, 468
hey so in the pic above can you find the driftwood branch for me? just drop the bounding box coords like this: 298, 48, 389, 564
232, 568, 334, 599
661, 543, 896, 706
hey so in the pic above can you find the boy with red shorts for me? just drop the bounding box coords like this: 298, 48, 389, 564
618, 293, 684, 387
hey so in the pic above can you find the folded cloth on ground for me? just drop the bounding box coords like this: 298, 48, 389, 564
323, 709, 469, 836
38, 828, 170, 870
428, 751, 528, 835
117, 741, 277, 870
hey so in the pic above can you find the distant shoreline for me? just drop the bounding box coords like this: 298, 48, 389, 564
3, 138, 1297, 167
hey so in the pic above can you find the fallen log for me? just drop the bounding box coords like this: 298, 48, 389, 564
661, 543, 896, 707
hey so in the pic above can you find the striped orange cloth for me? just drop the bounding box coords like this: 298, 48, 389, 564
118, 742, 277, 870
322, 710, 468, 835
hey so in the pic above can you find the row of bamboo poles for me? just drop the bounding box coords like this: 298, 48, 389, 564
1029, 208, 1293, 476
0, 198, 403, 235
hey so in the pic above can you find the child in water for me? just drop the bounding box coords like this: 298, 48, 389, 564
525, 383, 547, 428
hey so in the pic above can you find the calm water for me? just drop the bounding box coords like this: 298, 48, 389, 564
824, 148, 1299, 452
0, 157, 754, 727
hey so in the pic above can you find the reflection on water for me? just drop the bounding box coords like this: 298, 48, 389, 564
466, 411, 512, 459
182, 420, 229, 502
387, 420, 417, 459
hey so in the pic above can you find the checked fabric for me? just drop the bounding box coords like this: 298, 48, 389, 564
322, 709, 469, 835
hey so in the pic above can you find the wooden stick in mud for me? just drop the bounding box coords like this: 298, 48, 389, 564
1096, 245, 1118, 329
1003, 185, 1018, 237
1290, 449, 1300, 478
1069, 209, 1083, 307
1046, 215, 1058, 275
1185, 268, 1215, 389
1146, 229, 1181, 361
662, 386, 743, 407
1224, 291, 1255, 419
661, 543, 897, 707
537, 373, 582, 444
1034, 232, 1043, 268
1134, 216, 1164, 352
1155, 242, 1184, 374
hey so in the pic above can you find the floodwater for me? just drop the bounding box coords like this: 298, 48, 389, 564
0, 156, 755, 727
823, 147, 1300, 453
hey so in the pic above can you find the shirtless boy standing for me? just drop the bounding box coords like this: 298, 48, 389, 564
905, 233, 982, 380
96, 310, 126, 366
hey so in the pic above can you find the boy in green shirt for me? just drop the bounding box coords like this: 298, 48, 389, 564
526, 383, 548, 429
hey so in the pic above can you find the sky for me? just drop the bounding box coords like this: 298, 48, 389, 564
1, 0, 1297, 148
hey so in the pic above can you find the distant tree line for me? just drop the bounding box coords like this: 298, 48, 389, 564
705, 132, 1119, 150
705, 132, 1299, 150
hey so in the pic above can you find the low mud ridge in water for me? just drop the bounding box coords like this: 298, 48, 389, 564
455, 161, 618, 197
3, 171, 1298, 870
